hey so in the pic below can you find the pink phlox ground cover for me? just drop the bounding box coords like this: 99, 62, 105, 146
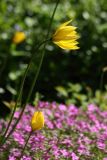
0, 102, 107, 160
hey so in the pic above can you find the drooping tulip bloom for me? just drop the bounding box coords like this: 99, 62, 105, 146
52, 20, 79, 50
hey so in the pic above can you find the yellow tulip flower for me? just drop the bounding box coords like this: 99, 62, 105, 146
31, 111, 44, 131
52, 20, 79, 50
13, 31, 26, 44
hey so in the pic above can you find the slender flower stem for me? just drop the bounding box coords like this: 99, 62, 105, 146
23, 0, 60, 106
100, 71, 104, 94
99, 67, 107, 103
0, 39, 50, 146
19, 131, 32, 160
45, 0, 60, 39
0, 0, 60, 147
3, 39, 48, 142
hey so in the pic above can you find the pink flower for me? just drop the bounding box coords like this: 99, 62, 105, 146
97, 141, 106, 150
60, 149, 69, 157
59, 104, 66, 111
71, 152, 79, 160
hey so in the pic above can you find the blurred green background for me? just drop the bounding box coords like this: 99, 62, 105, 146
0, 0, 107, 115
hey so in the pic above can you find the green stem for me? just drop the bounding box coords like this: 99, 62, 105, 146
19, 131, 32, 160
1, 0, 60, 146
23, 0, 60, 108
3, 38, 48, 142
0, 39, 49, 146
99, 68, 107, 103
100, 71, 104, 94
45, 0, 60, 39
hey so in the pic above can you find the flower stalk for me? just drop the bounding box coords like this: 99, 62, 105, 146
0, 0, 60, 147
19, 130, 32, 160
0, 39, 50, 147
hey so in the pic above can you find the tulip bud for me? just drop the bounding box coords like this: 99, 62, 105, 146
13, 31, 26, 44
31, 111, 44, 131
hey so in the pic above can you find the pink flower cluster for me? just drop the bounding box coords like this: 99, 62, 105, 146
0, 102, 107, 160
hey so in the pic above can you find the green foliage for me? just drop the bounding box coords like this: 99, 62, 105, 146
56, 83, 107, 110
0, 0, 107, 103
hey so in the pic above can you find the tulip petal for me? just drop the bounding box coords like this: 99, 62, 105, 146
53, 27, 77, 41
59, 19, 72, 28
54, 41, 79, 50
